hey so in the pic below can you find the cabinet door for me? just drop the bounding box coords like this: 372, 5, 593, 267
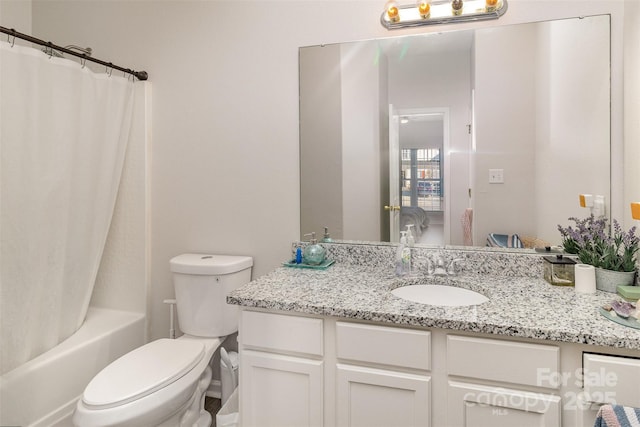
240, 350, 323, 427
577, 354, 640, 427
336, 364, 431, 427
583, 353, 640, 407
447, 381, 561, 427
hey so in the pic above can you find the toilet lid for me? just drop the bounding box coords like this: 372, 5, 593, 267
82, 338, 205, 409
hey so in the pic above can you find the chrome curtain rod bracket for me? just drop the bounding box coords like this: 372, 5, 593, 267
7, 28, 16, 47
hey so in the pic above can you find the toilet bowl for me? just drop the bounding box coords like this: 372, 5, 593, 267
73, 254, 252, 427
73, 337, 221, 427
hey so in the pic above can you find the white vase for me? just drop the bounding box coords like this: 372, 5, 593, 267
594, 268, 636, 293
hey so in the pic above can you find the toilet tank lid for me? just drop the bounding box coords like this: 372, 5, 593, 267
170, 253, 253, 275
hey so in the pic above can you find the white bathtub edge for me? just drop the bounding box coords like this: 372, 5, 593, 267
0, 307, 146, 427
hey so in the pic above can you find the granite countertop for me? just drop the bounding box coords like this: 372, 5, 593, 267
228, 262, 640, 350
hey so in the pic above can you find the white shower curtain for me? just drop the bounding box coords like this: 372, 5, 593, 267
0, 41, 135, 374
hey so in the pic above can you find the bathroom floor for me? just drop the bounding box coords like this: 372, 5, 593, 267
205, 397, 221, 426
419, 211, 444, 245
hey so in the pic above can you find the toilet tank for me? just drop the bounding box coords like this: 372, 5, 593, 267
170, 254, 253, 338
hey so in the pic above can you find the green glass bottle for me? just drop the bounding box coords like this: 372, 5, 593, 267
303, 232, 326, 265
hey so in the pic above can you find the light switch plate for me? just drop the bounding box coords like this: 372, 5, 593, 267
489, 169, 504, 184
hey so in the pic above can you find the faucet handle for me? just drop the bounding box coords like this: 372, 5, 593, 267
446, 258, 464, 275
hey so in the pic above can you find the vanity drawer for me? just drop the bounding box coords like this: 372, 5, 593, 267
583, 353, 640, 407
447, 335, 560, 388
241, 311, 323, 357
336, 322, 431, 370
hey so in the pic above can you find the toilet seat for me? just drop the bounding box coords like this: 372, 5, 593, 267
82, 339, 204, 410
74, 336, 223, 427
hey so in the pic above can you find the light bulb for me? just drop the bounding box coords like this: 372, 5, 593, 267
452, 0, 463, 15
486, 0, 498, 11
417, 0, 431, 18
385, 0, 400, 22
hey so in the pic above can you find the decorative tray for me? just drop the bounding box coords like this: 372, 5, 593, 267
282, 259, 335, 270
599, 307, 640, 330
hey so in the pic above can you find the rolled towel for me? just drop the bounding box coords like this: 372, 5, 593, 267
594, 404, 640, 427
461, 208, 473, 246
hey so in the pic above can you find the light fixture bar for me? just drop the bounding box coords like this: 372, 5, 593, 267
381, 0, 508, 29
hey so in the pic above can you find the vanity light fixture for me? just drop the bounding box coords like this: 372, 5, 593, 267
381, 0, 508, 29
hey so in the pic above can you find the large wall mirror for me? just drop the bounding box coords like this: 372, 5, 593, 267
300, 14, 611, 249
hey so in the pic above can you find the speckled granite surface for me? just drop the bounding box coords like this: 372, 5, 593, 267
228, 243, 640, 350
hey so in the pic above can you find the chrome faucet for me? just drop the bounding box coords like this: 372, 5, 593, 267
425, 255, 464, 276
446, 258, 464, 275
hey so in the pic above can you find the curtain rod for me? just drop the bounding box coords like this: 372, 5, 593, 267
1, 26, 148, 81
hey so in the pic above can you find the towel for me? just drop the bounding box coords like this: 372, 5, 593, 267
486, 233, 524, 248
594, 404, 640, 427
461, 208, 473, 246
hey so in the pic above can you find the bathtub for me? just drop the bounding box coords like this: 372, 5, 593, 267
0, 307, 145, 427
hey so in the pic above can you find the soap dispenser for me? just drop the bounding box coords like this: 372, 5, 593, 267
395, 234, 406, 276
400, 231, 412, 274
321, 226, 333, 243
405, 224, 415, 247
303, 232, 326, 265
395, 231, 411, 276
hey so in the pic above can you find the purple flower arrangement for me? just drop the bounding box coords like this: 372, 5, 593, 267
557, 215, 639, 272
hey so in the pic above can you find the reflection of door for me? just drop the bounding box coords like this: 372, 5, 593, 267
390, 107, 449, 245
388, 104, 401, 243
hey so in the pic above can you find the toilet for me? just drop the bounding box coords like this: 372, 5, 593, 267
73, 253, 252, 427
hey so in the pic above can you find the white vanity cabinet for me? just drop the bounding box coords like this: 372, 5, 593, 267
446, 335, 562, 427
335, 322, 432, 427
238, 309, 640, 427
239, 310, 324, 427
238, 311, 432, 427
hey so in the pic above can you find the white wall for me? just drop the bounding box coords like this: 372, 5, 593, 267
534, 17, 610, 244
0, 0, 30, 38
474, 24, 537, 243
474, 17, 610, 246
624, 0, 640, 230
300, 44, 344, 240
341, 43, 382, 241
7, 0, 625, 341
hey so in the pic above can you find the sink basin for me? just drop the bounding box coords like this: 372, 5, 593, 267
391, 284, 488, 307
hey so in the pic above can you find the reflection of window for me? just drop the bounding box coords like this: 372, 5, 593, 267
401, 148, 443, 211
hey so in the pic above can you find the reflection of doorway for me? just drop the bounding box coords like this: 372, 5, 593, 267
391, 107, 449, 245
